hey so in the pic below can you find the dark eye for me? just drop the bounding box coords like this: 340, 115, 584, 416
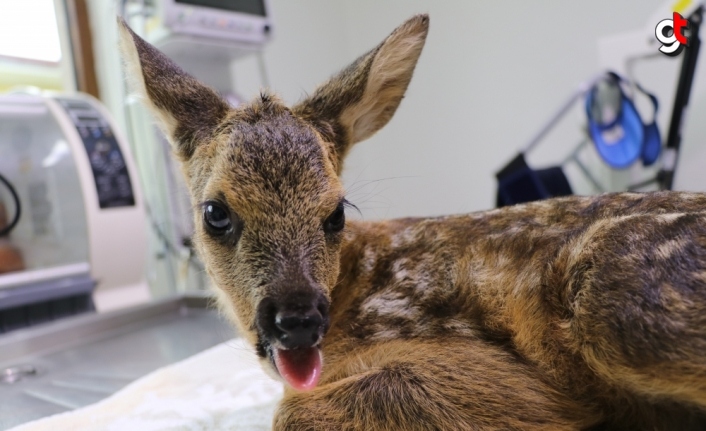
203, 202, 232, 234
324, 202, 345, 234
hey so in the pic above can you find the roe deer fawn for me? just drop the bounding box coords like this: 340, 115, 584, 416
119, 14, 706, 430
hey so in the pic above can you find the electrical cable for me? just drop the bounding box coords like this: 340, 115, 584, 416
0, 171, 21, 237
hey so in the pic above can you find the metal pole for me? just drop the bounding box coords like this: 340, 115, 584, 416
659, 7, 703, 190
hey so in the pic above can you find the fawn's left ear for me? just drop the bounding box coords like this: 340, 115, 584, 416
117, 18, 230, 160
293, 14, 429, 174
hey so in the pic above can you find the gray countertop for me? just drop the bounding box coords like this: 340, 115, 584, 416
0, 295, 235, 430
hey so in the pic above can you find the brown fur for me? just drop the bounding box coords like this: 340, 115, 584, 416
119, 15, 706, 430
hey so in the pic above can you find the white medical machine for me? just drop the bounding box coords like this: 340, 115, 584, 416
149, 0, 272, 46
0, 92, 150, 333
124, 0, 273, 93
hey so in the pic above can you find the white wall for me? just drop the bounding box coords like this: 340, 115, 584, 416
240, 0, 706, 221
340, 1, 670, 218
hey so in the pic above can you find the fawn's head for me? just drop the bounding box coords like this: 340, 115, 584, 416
119, 15, 428, 390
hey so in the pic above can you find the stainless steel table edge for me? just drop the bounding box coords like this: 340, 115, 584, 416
0, 293, 220, 366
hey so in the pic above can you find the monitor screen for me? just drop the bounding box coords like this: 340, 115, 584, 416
175, 0, 266, 16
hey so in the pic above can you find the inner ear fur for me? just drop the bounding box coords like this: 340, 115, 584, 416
117, 18, 230, 160
293, 14, 429, 174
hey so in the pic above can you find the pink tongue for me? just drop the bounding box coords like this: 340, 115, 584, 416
273, 347, 322, 391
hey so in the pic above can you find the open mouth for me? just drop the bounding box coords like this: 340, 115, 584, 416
254, 295, 330, 392
270, 345, 322, 391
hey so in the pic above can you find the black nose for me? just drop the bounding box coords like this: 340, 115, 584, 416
275, 309, 323, 349
255, 293, 330, 353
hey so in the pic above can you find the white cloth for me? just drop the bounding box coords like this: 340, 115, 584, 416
9, 339, 283, 431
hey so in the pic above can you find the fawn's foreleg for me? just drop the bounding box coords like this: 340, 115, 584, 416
273, 339, 596, 431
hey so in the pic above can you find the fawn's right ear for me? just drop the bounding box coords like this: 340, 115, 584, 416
293, 14, 429, 174
117, 18, 230, 160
